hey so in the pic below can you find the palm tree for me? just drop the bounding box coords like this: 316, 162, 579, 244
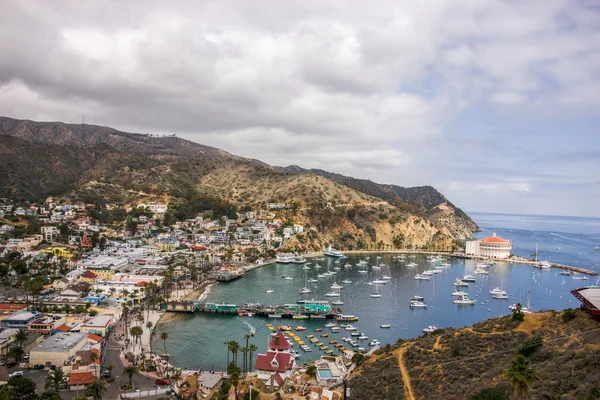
248, 344, 258, 372
504, 354, 538, 399
90, 351, 98, 376
160, 332, 169, 357
14, 328, 29, 347
243, 333, 252, 373
146, 321, 154, 354
105, 364, 115, 377
8, 345, 24, 363
45, 367, 65, 392
229, 341, 240, 367
85, 379, 107, 400
241, 348, 248, 373
225, 341, 231, 367
227, 362, 241, 400
130, 326, 143, 351
124, 365, 138, 388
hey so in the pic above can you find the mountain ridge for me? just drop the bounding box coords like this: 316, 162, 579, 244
0, 116, 478, 248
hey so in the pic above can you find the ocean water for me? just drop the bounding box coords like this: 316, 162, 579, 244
155, 213, 600, 371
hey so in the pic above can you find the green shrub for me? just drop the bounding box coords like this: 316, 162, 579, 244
561, 308, 576, 322
469, 384, 509, 400
519, 336, 544, 357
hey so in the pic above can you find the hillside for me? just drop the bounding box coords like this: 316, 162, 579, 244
349, 310, 600, 400
0, 116, 478, 248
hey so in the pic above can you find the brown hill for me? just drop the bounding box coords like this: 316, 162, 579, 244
0, 116, 478, 247
349, 310, 600, 400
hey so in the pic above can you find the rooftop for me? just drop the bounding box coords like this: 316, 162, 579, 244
31, 332, 87, 353
480, 233, 510, 244
68, 371, 95, 386
4, 311, 39, 322
82, 315, 112, 327
572, 287, 600, 310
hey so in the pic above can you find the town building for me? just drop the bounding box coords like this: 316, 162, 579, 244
80, 315, 113, 337
27, 315, 67, 336
571, 287, 600, 322
465, 233, 512, 259
254, 330, 296, 388
28, 332, 88, 367
41, 226, 60, 241
1, 311, 40, 329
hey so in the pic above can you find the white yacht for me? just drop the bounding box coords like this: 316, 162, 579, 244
265, 289, 274, 293
299, 287, 311, 294
342, 280, 352, 284
451, 290, 468, 296
489, 287, 507, 296
492, 293, 509, 299
325, 322, 337, 328
331, 282, 343, 290
410, 300, 427, 308
370, 282, 382, 298
423, 325, 439, 333
474, 267, 489, 275
406, 262, 418, 268
325, 287, 341, 297
324, 245, 344, 258
380, 324, 391, 329
453, 294, 476, 305
411, 295, 425, 301
461, 274, 476, 282
454, 278, 469, 287
414, 274, 431, 280
309, 278, 319, 283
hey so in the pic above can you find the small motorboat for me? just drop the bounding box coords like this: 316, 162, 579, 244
315, 328, 323, 332
295, 326, 307, 331
380, 324, 391, 329
369, 340, 381, 346
358, 334, 368, 340
321, 333, 329, 338
342, 280, 352, 284
411, 295, 425, 301
284, 276, 294, 280
325, 322, 337, 328
410, 300, 427, 308
265, 289, 274, 293
331, 327, 341, 333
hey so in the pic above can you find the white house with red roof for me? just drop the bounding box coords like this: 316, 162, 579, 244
254, 330, 296, 388
466, 233, 512, 259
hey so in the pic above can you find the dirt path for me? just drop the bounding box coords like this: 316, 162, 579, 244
397, 346, 416, 400
433, 336, 442, 351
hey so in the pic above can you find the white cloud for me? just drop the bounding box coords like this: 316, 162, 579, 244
0, 0, 598, 216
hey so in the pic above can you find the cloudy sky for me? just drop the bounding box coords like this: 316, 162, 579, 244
1, 1, 599, 217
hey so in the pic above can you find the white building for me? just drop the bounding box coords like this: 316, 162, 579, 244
41, 226, 60, 241
465, 233, 512, 259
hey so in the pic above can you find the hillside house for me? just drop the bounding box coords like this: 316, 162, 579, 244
41, 226, 60, 241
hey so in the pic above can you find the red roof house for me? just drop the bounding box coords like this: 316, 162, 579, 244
68, 371, 95, 387
254, 351, 295, 387
267, 330, 291, 351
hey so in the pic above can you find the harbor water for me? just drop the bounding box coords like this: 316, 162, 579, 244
154, 213, 600, 371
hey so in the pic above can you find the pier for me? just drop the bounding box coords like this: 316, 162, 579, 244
338, 250, 598, 276
160, 300, 342, 319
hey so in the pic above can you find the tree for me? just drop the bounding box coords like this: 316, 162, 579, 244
124, 365, 138, 388
39, 391, 63, 400
85, 379, 107, 400
90, 351, 99, 375
105, 364, 115, 377
44, 368, 65, 392
89, 309, 98, 317
504, 354, 538, 399
227, 362, 241, 400
14, 329, 29, 348
160, 332, 169, 357
229, 341, 240, 367
146, 321, 154, 354
130, 326, 143, 351
7, 377, 37, 400
248, 344, 258, 372
306, 365, 317, 377
0, 384, 15, 400
7, 346, 25, 363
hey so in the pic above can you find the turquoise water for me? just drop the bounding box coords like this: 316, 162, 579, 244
155, 213, 600, 371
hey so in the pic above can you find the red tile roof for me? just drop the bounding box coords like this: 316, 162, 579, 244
55, 325, 71, 332
255, 351, 294, 373
0, 303, 28, 311
481, 235, 510, 244
87, 334, 102, 343
68, 372, 95, 386
273, 372, 284, 386
82, 271, 97, 279
268, 330, 291, 351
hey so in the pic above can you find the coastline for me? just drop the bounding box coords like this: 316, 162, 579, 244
156, 282, 214, 325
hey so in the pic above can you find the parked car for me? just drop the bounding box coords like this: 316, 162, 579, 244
155, 379, 169, 386
33, 365, 45, 370
9, 371, 23, 379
